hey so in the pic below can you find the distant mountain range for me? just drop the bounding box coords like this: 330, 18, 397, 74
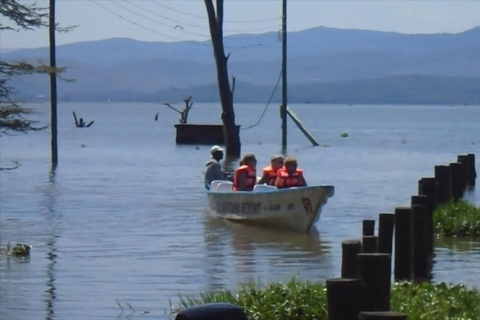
4, 26, 480, 104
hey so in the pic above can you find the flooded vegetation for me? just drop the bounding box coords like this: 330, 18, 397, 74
434, 200, 480, 237
175, 279, 480, 320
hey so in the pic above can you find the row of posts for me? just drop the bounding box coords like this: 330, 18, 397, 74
173, 153, 476, 320
326, 153, 476, 320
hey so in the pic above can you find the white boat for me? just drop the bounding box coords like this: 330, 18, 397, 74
206, 181, 334, 233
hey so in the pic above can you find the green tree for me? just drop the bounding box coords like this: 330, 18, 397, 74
0, 0, 48, 134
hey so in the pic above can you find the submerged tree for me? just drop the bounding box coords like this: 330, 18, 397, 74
0, 0, 48, 134
204, 0, 241, 157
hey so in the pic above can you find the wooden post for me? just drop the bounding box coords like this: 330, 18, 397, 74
449, 162, 463, 202
281, 0, 287, 148
342, 239, 362, 278
435, 165, 451, 204
378, 213, 395, 255
326, 278, 364, 320
418, 177, 439, 211
357, 253, 391, 312
411, 204, 430, 281
363, 220, 375, 236
49, 0, 58, 166
362, 236, 378, 253
457, 155, 469, 192
466, 153, 476, 188
394, 207, 412, 281
359, 311, 408, 319
411, 195, 433, 255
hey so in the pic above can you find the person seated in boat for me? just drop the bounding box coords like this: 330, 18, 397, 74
204, 145, 230, 190
233, 153, 257, 191
257, 154, 284, 186
275, 157, 307, 189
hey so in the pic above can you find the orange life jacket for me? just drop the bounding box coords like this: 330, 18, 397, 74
233, 165, 256, 191
276, 168, 304, 189
262, 166, 278, 186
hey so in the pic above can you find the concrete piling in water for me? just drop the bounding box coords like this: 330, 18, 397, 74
378, 213, 395, 255
434, 165, 451, 204
362, 236, 378, 253
411, 204, 430, 281
363, 219, 375, 236
449, 162, 463, 202
359, 311, 408, 319
326, 278, 364, 320
466, 153, 476, 188
394, 207, 412, 281
357, 253, 391, 312
342, 239, 362, 278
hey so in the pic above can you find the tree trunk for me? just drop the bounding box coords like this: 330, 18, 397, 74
204, 0, 241, 157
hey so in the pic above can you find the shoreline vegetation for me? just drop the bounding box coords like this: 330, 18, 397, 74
433, 200, 480, 237
173, 200, 480, 319
173, 279, 480, 320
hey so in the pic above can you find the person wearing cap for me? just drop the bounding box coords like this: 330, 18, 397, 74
204, 145, 229, 190
275, 157, 307, 189
257, 155, 284, 186
233, 153, 257, 191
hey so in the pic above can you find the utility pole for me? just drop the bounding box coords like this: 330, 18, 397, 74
281, 0, 287, 148
49, 0, 58, 166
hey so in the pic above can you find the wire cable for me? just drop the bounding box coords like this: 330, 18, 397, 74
92, 0, 280, 49
149, 1, 281, 24
126, 0, 281, 34
241, 69, 282, 130
89, 0, 211, 45
108, 0, 210, 39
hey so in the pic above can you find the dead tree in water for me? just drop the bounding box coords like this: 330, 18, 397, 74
204, 0, 241, 157
73, 112, 94, 128
162, 95, 193, 124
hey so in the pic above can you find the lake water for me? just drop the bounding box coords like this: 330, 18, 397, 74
1, 102, 479, 319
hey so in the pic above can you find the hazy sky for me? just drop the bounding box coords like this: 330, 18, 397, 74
2, 0, 480, 49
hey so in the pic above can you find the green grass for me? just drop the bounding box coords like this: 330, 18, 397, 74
433, 200, 480, 237
173, 279, 480, 320
391, 282, 480, 320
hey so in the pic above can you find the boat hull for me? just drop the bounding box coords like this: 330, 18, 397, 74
206, 185, 334, 233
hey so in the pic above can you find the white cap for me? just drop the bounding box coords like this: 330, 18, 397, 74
210, 145, 224, 154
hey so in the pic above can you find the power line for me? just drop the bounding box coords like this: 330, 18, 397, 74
241, 69, 283, 130
149, 0, 281, 24
126, 0, 281, 35
108, 0, 210, 39
88, 0, 210, 45
89, 0, 281, 49
124, 0, 210, 31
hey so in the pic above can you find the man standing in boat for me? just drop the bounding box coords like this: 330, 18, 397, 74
204, 145, 231, 190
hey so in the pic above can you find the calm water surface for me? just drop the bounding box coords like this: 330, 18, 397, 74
1, 102, 479, 319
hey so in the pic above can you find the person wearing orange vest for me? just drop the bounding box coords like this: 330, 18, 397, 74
233, 153, 257, 191
258, 155, 284, 186
275, 157, 307, 189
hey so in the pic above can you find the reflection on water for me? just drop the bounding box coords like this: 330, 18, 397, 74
40, 168, 59, 320
433, 237, 480, 288
203, 216, 334, 292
